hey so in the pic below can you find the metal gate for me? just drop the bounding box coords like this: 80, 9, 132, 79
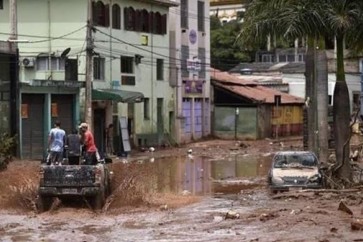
194, 98, 202, 138
182, 98, 192, 135
51, 94, 74, 135
22, 94, 45, 159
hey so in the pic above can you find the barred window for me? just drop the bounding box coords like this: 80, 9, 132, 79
197, 1, 205, 32
112, 4, 121, 29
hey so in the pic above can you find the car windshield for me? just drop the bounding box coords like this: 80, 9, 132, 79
273, 153, 318, 168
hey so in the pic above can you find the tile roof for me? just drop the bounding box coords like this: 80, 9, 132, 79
210, 69, 304, 105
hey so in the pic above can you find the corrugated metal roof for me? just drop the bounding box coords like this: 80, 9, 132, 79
211, 69, 304, 105
210, 69, 257, 85
229, 62, 305, 74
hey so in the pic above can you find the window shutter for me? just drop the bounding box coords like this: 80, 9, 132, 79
105, 4, 110, 27
131, 8, 136, 31
161, 14, 167, 35
124, 7, 129, 30
149, 12, 154, 33
91, 1, 96, 25
135, 10, 142, 31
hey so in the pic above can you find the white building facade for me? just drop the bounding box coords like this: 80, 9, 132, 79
0, 0, 178, 159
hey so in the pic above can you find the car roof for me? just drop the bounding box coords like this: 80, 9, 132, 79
274, 151, 316, 156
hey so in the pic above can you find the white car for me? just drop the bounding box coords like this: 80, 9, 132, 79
267, 151, 323, 193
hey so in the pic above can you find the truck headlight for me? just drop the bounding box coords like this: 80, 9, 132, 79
271, 176, 284, 185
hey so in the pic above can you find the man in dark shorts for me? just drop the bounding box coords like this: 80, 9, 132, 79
48, 120, 66, 165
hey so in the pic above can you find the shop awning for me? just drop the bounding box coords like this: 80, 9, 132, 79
92, 89, 144, 103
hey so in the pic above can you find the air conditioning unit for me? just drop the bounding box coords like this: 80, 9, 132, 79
22, 58, 35, 68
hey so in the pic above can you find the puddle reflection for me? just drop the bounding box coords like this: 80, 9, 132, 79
129, 153, 274, 196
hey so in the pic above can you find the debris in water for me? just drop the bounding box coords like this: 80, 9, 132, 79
351, 219, 363, 231
225, 210, 240, 219
338, 201, 353, 216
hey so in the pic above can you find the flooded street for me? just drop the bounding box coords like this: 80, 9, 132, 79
0, 139, 362, 241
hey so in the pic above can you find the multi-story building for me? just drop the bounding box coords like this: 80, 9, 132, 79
210, 0, 247, 23
169, 0, 211, 144
0, 41, 17, 137
0, 0, 178, 159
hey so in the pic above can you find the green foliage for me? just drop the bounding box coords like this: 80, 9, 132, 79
0, 133, 17, 171
210, 17, 252, 71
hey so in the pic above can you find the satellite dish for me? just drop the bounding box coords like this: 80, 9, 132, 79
60, 47, 71, 58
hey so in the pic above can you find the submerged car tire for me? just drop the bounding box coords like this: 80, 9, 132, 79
36, 195, 53, 213
92, 190, 105, 210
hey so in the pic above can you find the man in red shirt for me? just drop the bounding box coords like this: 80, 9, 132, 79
79, 122, 98, 165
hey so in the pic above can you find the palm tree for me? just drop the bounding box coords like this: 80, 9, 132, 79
323, 0, 363, 181
239, 0, 327, 159
239, 0, 363, 182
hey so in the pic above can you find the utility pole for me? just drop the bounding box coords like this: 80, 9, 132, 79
85, 0, 94, 131
9, 0, 20, 157
9, 0, 17, 41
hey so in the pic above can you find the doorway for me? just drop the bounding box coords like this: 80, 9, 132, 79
94, 109, 105, 155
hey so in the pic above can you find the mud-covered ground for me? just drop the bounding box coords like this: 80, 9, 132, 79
0, 137, 362, 242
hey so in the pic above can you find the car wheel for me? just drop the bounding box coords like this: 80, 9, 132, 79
36, 195, 53, 213
92, 190, 105, 210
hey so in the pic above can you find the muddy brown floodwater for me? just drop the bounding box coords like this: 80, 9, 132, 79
0, 138, 363, 242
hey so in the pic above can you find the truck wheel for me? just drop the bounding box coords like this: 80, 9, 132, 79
36, 196, 53, 213
93, 190, 105, 210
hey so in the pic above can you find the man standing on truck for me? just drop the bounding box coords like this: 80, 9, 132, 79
66, 129, 81, 165
79, 122, 98, 165
48, 120, 66, 165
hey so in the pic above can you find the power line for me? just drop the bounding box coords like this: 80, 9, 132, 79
0, 25, 87, 43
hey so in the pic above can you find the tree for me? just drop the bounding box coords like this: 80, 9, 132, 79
239, 0, 363, 183
323, 0, 363, 182
210, 16, 252, 71
239, 0, 327, 158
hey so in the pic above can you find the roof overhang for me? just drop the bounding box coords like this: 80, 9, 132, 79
92, 89, 144, 103
134, 0, 179, 7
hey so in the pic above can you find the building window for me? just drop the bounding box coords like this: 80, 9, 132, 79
198, 48, 206, 78
93, 57, 105, 80
197, 1, 205, 32
36, 57, 65, 71
180, 0, 188, 29
0, 0, 3, 10
144, 98, 150, 120
112, 4, 121, 29
181, 45, 189, 77
140, 9, 149, 32
124, 7, 136, 30
121, 76, 135, 85
156, 59, 164, 80
123, 7, 166, 35
121, 56, 134, 74
92, 1, 109, 27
